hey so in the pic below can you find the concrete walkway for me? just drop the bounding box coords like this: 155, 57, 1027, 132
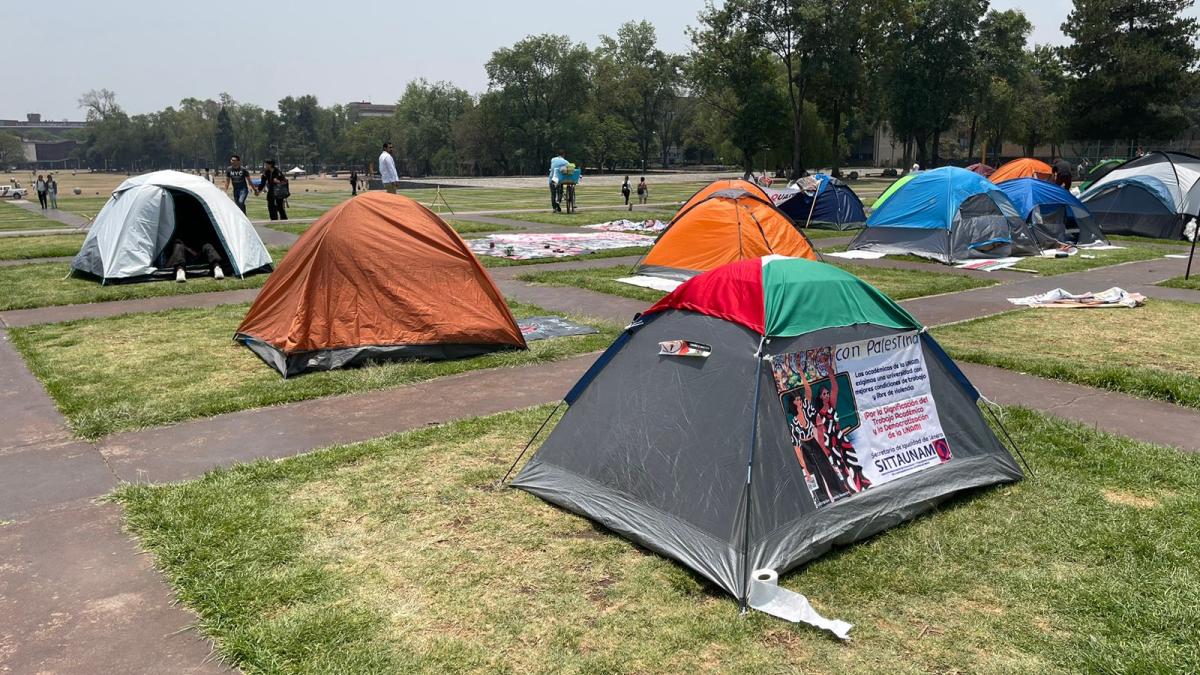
3, 229, 1200, 672
11, 200, 93, 228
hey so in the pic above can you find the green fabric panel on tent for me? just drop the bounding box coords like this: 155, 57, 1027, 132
871, 173, 915, 210
761, 258, 922, 337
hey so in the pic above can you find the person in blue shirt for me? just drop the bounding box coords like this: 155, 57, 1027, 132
548, 150, 569, 212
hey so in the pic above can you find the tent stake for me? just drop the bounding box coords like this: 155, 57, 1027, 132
496, 401, 563, 488
983, 404, 1035, 479
739, 338, 768, 612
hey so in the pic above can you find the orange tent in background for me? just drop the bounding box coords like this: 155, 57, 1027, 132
236, 192, 525, 377
675, 178, 772, 217
989, 158, 1054, 184
635, 187, 818, 281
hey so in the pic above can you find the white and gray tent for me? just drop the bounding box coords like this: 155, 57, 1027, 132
72, 170, 273, 283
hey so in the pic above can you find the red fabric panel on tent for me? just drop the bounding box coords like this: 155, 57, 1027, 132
643, 258, 765, 334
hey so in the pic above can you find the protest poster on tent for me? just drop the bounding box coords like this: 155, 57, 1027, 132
770, 331, 952, 509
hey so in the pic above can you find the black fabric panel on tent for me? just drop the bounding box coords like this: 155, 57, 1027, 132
1085, 185, 1185, 239
847, 227, 953, 263
235, 334, 520, 378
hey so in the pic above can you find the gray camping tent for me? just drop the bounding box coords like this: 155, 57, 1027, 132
512, 257, 1024, 622
72, 170, 273, 283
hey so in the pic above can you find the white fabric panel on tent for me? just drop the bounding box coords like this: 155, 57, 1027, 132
1088, 154, 1200, 211
73, 170, 272, 281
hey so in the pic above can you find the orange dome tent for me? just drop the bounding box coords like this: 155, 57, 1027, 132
989, 158, 1054, 184
236, 192, 526, 377
635, 188, 818, 281
675, 178, 773, 216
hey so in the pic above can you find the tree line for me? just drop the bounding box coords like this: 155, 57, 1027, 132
63, 0, 1199, 177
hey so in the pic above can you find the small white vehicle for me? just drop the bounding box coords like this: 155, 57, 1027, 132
0, 185, 29, 199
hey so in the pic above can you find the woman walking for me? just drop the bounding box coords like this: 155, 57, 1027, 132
636, 176, 648, 205
47, 174, 58, 209
621, 175, 631, 210
349, 170, 359, 196
256, 160, 289, 221
34, 175, 48, 209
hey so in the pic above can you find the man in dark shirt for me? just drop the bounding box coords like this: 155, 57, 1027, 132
1053, 158, 1074, 190
224, 155, 252, 214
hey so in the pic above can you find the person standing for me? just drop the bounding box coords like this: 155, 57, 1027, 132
34, 175, 48, 209
1053, 158, 1074, 190
256, 160, 288, 221
621, 175, 632, 211
378, 142, 399, 194
46, 174, 58, 209
636, 176, 648, 205
349, 169, 358, 196
547, 150, 568, 212
224, 155, 252, 214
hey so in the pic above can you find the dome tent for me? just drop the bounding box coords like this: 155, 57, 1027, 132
1077, 158, 1124, 192
776, 174, 867, 230
997, 177, 1108, 247
675, 178, 772, 214
511, 256, 1023, 629
966, 163, 995, 178
1079, 151, 1200, 239
71, 170, 273, 283
989, 158, 1054, 184
634, 188, 817, 282
848, 166, 1039, 264
235, 192, 525, 377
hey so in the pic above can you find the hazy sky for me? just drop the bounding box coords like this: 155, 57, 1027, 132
7, 0, 1194, 120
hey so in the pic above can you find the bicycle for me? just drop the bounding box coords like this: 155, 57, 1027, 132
561, 181, 577, 214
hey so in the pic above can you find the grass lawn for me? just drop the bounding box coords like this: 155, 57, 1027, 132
114, 405, 1200, 673
510, 208, 678, 226
1159, 276, 1200, 291
933, 300, 1200, 408
392, 182, 710, 213
10, 302, 616, 439
1107, 234, 1191, 247
0, 233, 85, 260
1013, 244, 1165, 275
53, 195, 330, 223
0, 201, 65, 230
519, 263, 995, 304
0, 246, 290, 311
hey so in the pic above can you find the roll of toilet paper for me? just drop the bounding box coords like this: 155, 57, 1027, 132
748, 568, 852, 641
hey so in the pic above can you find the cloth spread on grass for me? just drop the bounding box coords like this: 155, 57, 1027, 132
615, 275, 684, 293
516, 316, 598, 341
956, 257, 1022, 271
467, 232, 654, 260
582, 219, 669, 233
826, 250, 889, 260
1007, 287, 1146, 308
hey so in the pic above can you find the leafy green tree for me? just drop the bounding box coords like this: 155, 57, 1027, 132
215, 106, 235, 164
966, 9, 1033, 160
395, 79, 472, 175
1061, 0, 1200, 141
594, 21, 683, 169
0, 133, 25, 166
484, 34, 592, 174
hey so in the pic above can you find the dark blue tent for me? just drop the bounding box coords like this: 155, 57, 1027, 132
997, 177, 1108, 246
777, 175, 867, 230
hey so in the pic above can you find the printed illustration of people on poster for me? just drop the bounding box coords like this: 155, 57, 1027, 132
771, 332, 953, 508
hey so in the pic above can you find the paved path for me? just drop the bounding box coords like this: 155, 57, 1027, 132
0, 227, 84, 237
3, 229, 1200, 672
0, 255, 73, 267
11, 200, 93, 228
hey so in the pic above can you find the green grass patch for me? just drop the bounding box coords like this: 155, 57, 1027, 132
1159, 275, 1200, 291
1107, 234, 1191, 247
0, 233, 85, 260
0, 246, 289, 311
114, 405, 1200, 673
10, 301, 615, 439
1013, 244, 1165, 275
392, 182, 711, 213
0, 201, 65, 230
933, 300, 1200, 408
520, 263, 994, 304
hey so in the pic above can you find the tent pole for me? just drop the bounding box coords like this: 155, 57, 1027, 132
804, 183, 819, 229
739, 337, 768, 612
1186, 219, 1198, 281
983, 405, 1035, 479
496, 401, 563, 488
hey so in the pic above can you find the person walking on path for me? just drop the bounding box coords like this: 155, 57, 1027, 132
636, 176, 648, 205
349, 170, 359, 196
621, 175, 632, 210
224, 155, 252, 214
548, 150, 568, 212
256, 160, 289, 221
379, 142, 399, 194
46, 174, 58, 209
34, 175, 48, 209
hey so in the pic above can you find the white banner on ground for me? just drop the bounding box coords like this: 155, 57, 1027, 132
615, 275, 683, 293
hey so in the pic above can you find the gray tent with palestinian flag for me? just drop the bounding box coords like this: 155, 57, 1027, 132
511, 256, 1023, 633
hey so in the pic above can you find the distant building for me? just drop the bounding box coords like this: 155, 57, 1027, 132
21, 139, 78, 167
0, 112, 87, 134
347, 101, 396, 122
